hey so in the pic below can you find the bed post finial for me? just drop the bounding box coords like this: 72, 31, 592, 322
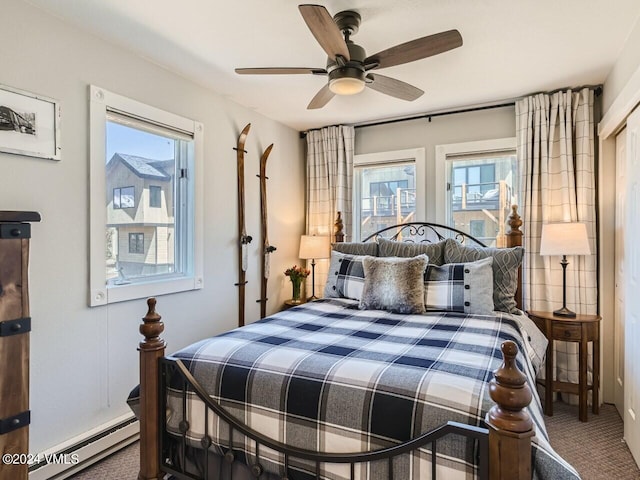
507, 205, 523, 242
139, 297, 164, 349
486, 341, 534, 480
138, 297, 166, 480
334, 211, 344, 243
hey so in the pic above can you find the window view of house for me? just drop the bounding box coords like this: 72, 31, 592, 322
105, 119, 180, 285
447, 153, 517, 246
356, 162, 416, 240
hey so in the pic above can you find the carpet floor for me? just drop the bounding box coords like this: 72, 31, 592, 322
69, 402, 639, 479
544, 402, 639, 479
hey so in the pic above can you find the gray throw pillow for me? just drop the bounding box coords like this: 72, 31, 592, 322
424, 257, 494, 315
332, 241, 378, 256
443, 238, 524, 313
324, 251, 367, 300
377, 237, 446, 265
359, 255, 428, 314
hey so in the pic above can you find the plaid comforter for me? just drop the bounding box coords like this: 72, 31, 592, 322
165, 298, 579, 480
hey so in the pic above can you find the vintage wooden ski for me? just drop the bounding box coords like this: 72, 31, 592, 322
234, 123, 252, 327
257, 144, 276, 318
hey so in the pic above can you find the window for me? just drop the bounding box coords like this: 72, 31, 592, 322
353, 148, 425, 241
452, 164, 495, 199
129, 233, 144, 254
89, 86, 204, 306
149, 185, 161, 208
113, 186, 135, 209
436, 138, 517, 247
469, 220, 485, 239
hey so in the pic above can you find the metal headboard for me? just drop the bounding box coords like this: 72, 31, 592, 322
362, 221, 487, 248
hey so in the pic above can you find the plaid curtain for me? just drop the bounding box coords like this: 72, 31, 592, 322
305, 126, 354, 297
516, 88, 597, 402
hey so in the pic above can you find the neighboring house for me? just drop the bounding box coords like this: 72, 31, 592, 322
359, 156, 515, 246
450, 156, 516, 246
105, 153, 175, 282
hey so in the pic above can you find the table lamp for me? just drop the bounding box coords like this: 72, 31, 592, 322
539, 222, 591, 317
299, 235, 330, 300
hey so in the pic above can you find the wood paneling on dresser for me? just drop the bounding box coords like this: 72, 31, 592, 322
0, 211, 40, 480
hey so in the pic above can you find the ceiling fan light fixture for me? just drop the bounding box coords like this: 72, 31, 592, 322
329, 76, 365, 95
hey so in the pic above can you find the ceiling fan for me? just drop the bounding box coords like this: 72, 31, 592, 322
235, 4, 463, 109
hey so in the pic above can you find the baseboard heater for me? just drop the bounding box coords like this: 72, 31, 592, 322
29, 414, 139, 480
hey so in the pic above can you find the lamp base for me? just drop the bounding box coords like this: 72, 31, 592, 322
553, 306, 577, 318
307, 295, 318, 301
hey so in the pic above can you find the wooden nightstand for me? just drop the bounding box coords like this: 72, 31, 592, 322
527, 310, 601, 422
282, 299, 305, 310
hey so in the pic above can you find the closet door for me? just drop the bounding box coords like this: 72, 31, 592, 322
615, 128, 626, 418
625, 107, 640, 466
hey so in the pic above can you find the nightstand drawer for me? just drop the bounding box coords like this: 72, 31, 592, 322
552, 323, 582, 341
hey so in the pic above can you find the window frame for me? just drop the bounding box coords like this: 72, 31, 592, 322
89, 85, 204, 307
352, 148, 425, 241
149, 185, 162, 208
434, 138, 516, 224
113, 186, 135, 209
128, 232, 145, 254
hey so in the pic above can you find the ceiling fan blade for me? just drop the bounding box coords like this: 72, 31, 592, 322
299, 5, 350, 61
235, 67, 327, 75
366, 73, 424, 101
307, 84, 335, 109
365, 29, 462, 70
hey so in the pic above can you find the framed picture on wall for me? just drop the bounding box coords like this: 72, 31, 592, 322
0, 84, 61, 160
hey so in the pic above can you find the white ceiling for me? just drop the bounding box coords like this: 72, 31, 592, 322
26, 0, 640, 131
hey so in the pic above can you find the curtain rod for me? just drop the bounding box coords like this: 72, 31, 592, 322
299, 85, 602, 137
352, 101, 516, 130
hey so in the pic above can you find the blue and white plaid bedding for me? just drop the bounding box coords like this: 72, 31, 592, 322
165, 298, 579, 480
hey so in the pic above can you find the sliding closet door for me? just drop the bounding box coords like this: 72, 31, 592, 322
625, 107, 640, 466
615, 128, 626, 418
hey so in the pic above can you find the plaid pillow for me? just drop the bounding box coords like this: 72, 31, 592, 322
324, 251, 367, 301
424, 257, 494, 315
444, 239, 523, 313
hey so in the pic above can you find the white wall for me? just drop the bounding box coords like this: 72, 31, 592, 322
1, 0, 305, 454
355, 106, 516, 221
599, 15, 640, 403
602, 16, 640, 113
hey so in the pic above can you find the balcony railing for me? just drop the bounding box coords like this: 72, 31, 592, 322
362, 188, 416, 218
451, 181, 511, 211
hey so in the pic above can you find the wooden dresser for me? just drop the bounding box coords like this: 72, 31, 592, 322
0, 211, 40, 480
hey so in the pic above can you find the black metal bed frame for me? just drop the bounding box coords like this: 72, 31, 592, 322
154, 221, 495, 480
362, 221, 487, 247
159, 358, 490, 480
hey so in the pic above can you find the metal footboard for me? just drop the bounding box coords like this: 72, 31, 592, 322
159, 357, 489, 480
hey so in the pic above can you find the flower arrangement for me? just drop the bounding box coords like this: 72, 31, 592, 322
284, 265, 310, 302
284, 265, 310, 281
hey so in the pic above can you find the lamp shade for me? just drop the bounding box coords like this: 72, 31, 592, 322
539, 222, 591, 256
299, 235, 330, 260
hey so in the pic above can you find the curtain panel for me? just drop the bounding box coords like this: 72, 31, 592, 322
305, 125, 355, 296
516, 88, 597, 400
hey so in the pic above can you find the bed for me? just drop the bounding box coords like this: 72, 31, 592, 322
132, 206, 580, 480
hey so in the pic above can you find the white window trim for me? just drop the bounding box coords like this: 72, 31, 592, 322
434, 138, 516, 224
353, 148, 425, 241
88, 85, 204, 307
